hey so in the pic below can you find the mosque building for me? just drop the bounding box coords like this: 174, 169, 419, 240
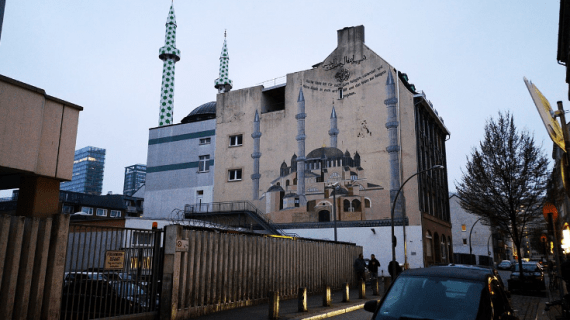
143, 4, 451, 268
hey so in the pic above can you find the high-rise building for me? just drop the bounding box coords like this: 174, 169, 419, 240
123, 164, 146, 196
61, 146, 106, 195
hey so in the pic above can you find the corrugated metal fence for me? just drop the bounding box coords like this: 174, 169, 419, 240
161, 225, 362, 319
0, 214, 70, 320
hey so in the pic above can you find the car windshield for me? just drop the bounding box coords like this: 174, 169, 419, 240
513, 263, 538, 272
374, 275, 484, 320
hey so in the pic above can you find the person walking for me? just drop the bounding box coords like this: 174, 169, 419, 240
354, 253, 367, 283
368, 254, 380, 279
388, 260, 402, 279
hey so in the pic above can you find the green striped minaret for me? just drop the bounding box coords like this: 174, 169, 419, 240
157, 4, 181, 126
214, 31, 233, 93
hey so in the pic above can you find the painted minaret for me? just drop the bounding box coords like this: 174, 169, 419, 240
157, 3, 181, 126
328, 105, 339, 148
384, 70, 403, 216
296, 88, 307, 206
251, 110, 262, 200
214, 31, 233, 93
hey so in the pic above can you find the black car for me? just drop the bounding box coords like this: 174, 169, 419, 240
507, 261, 546, 293
364, 265, 519, 320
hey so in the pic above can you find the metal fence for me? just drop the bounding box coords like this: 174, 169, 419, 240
60, 224, 163, 320
161, 225, 362, 319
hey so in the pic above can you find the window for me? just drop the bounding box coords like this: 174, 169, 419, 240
425, 231, 433, 257
229, 134, 243, 147
199, 137, 211, 145
462, 238, 467, 245
110, 210, 121, 218
461, 224, 466, 231
339, 88, 344, 99
96, 208, 107, 217
132, 231, 152, 246
81, 207, 93, 215
364, 198, 371, 208
62, 205, 74, 213
197, 190, 204, 196
228, 169, 242, 181
199, 155, 210, 172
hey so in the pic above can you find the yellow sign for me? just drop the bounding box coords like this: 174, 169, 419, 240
104, 250, 125, 270
524, 77, 565, 151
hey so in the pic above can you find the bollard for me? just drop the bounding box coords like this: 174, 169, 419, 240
358, 279, 366, 299
323, 286, 331, 307
342, 282, 350, 302
383, 276, 391, 294
269, 291, 280, 319
298, 287, 308, 312
372, 278, 379, 296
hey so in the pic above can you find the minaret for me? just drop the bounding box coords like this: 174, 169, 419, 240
214, 31, 233, 93
329, 105, 339, 148
157, 3, 181, 126
384, 70, 403, 216
296, 88, 307, 206
251, 110, 262, 200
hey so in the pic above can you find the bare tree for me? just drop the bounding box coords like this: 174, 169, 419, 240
456, 111, 549, 275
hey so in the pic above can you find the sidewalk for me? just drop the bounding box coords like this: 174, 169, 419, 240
191, 285, 383, 320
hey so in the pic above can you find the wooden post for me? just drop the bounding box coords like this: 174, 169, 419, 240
298, 287, 307, 312
358, 279, 366, 299
323, 286, 331, 307
269, 291, 279, 319
372, 278, 379, 296
342, 282, 350, 302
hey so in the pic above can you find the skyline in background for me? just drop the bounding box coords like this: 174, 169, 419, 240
0, 1, 566, 197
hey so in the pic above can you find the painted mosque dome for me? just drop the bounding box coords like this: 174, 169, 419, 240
267, 185, 285, 193
181, 101, 216, 123
306, 147, 344, 159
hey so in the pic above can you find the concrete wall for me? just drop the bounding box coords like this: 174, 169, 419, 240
285, 225, 424, 272
0, 74, 81, 184
145, 119, 216, 218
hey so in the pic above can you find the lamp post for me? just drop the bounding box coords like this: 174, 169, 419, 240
469, 217, 485, 265
390, 165, 444, 280
325, 183, 339, 242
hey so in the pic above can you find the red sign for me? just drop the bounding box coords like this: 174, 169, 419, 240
543, 203, 559, 222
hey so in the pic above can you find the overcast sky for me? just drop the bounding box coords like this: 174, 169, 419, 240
0, 0, 565, 196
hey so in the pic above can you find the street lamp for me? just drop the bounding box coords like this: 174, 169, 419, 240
325, 182, 340, 242
390, 164, 444, 280
469, 217, 485, 264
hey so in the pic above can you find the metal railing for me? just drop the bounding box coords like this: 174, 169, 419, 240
184, 201, 296, 236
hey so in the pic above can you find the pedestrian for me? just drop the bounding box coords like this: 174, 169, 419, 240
388, 260, 402, 279
368, 254, 380, 279
354, 253, 367, 283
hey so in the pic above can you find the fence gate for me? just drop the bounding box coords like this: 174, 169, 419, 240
60, 224, 164, 320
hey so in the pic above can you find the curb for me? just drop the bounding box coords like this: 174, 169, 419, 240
292, 303, 366, 320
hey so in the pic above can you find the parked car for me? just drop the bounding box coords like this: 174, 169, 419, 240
508, 261, 546, 293
364, 265, 519, 320
63, 271, 106, 286
61, 279, 146, 319
498, 260, 513, 270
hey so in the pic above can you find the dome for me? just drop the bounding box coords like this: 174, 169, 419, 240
267, 185, 284, 193
181, 101, 216, 123
306, 147, 344, 159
